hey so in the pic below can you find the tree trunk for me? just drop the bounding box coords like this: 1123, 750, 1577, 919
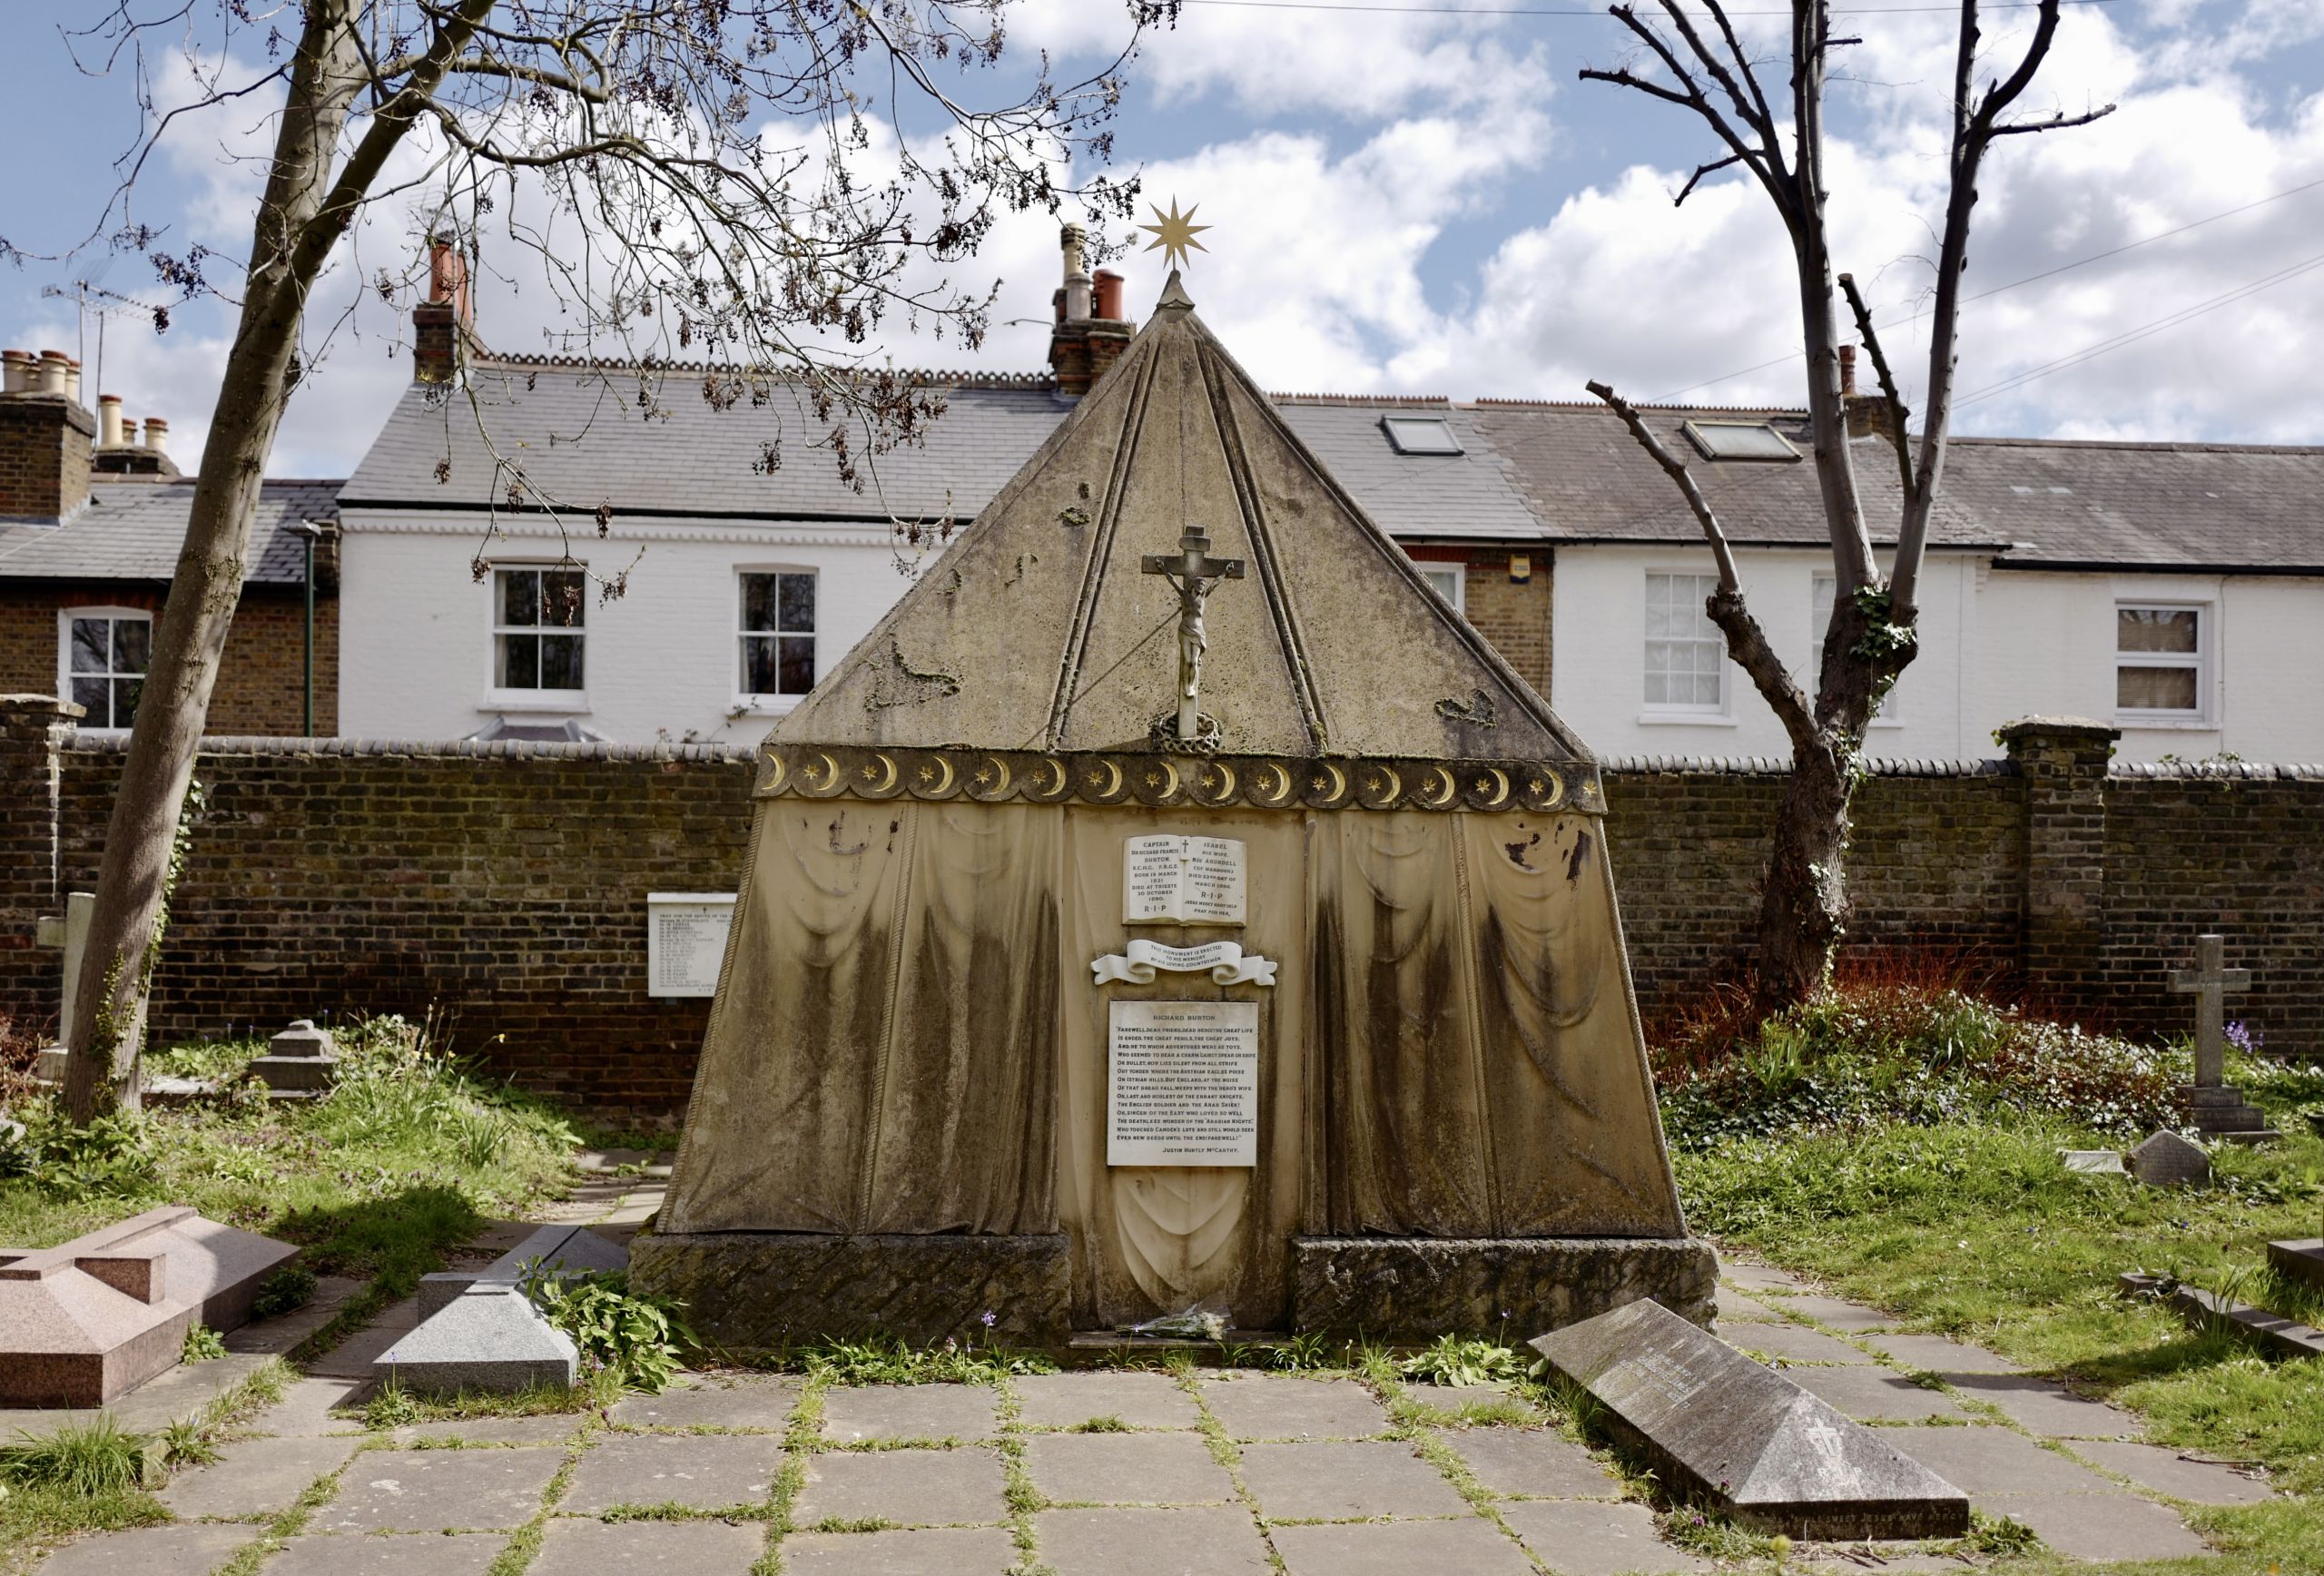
1754, 738, 1853, 1015
64, 6, 360, 1120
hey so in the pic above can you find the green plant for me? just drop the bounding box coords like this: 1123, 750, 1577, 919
1397, 1335, 1524, 1388
1962, 1510, 2042, 1555
0, 1418, 151, 1495
522, 1268, 693, 1393
1067, 1414, 1132, 1433
5, 1106, 159, 1199
251, 1266, 318, 1320
363, 1379, 423, 1431
160, 1417, 218, 1468
800, 1335, 1056, 1385
181, 1323, 227, 1363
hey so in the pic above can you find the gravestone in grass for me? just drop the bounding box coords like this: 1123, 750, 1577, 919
2170, 935, 2277, 1145
1529, 1298, 1969, 1539
2128, 1130, 2210, 1188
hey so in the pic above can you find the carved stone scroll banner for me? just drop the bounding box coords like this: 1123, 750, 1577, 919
1091, 939, 1278, 988
754, 742, 1600, 817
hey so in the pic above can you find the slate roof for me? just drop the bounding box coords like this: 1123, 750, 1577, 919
0, 477, 340, 585
1941, 438, 2324, 572
340, 359, 1546, 542
1471, 401, 2003, 550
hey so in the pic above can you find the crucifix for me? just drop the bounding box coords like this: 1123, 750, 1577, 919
1140, 526, 1245, 742
2171, 933, 2250, 1089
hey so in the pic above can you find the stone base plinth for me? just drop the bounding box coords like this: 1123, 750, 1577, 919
630, 1231, 1072, 1349
1290, 1236, 1717, 1340
2269, 1239, 2324, 1292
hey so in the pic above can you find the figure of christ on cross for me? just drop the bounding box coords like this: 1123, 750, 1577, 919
1140, 527, 1246, 742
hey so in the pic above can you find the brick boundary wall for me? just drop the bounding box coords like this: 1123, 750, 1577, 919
5, 704, 2320, 1119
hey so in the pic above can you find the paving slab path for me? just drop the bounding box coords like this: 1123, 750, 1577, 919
20, 1181, 2271, 1574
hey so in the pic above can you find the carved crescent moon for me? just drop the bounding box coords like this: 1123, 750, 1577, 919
1035, 757, 1068, 797
759, 752, 789, 793
980, 755, 1012, 797
862, 754, 899, 794
1253, 763, 1290, 803
808, 751, 840, 790
1314, 762, 1346, 801
1148, 760, 1180, 798
1368, 764, 1402, 804
1203, 761, 1236, 803
925, 756, 955, 796
1418, 765, 1458, 809
1089, 759, 1124, 798
1473, 767, 1511, 809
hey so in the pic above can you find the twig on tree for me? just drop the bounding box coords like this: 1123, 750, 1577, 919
1837, 273, 1915, 504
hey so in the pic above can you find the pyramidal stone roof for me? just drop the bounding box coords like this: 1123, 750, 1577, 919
777, 276, 1589, 765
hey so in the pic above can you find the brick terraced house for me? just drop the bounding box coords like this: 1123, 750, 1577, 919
0, 352, 340, 737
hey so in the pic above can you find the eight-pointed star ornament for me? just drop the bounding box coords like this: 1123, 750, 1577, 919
1139, 198, 1211, 272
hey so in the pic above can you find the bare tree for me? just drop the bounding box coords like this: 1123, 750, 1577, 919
51, 0, 1167, 1120
1581, 0, 2110, 1015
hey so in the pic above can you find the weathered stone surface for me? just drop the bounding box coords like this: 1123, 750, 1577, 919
315, 1446, 563, 1532
1530, 1299, 1970, 1540
1196, 1374, 1388, 1441
1292, 1236, 1716, 1339
1942, 1374, 2141, 1439
630, 1230, 1071, 1345
157, 1432, 360, 1518
1440, 1427, 1620, 1499
1782, 1366, 1969, 1423
2070, 1439, 2274, 1503
1034, 1506, 1274, 1576
1879, 1425, 2114, 1495
781, 1525, 1019, 1576
1863, 1333, 2021, 1374
533, 1518, 764, 1575
33, 1522, 261, 1575
1730, 1323, 1872, 1366
611, 1372, 800, 1431
419, 1225, 626, 1317
2129, 1130, 2211, 1187
392, 1413, 592, 1447
1754, 1293, 1898, 1333
0, 1206, 298, 1406
1236, 1440, 1472, 1521
1499, 1500, 1710, 1575
1023, 1431, 1237, 1505
1015, 1370, 1197, 1431
1271, 1517, 1535, 1576
1972, 1490, 2211, 1561
791, 1445, 1009, 1528
251, 1374, 369, 1436
372, 1282, 578, 1394
261, 1532, 506, 1576
821, 1383, 1001, 1443
560, 1433, 784, 1513
2268, 1237, 2324, 1291
250, 1019, 342, 1094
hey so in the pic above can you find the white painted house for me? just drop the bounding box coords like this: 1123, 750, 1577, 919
337, 241, 2324, 762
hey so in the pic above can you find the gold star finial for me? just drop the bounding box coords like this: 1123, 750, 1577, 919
1138, 198, 1210, 272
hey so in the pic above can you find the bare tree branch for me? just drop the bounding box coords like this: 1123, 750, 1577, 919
1675, 152, 1746, 206
1837, 272, 1915, 504
1990, 104, 2118, 137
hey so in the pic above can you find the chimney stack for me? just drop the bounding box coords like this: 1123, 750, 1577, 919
1837, 342, 1896, 443
98, 394, 124, 448
414, 231, 476, 385
90, 396, 183, 478
0, 346, 95, 522
1048, 224, 1137, 400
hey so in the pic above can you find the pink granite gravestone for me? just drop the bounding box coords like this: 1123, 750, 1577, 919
0, 1207, 299, 1407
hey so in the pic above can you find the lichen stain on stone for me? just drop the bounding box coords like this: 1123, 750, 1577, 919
1504, 830, 1542, 872
826, 812, 869, 857
1564, 829, 1592, 885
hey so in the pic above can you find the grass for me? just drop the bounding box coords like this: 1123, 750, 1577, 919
1669, 980, 2324, 1575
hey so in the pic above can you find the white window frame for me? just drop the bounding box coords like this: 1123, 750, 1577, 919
1812, 573, 1902, 726
1640, 569, 1731, 722
2113, 600, 2211, 725
1417, 564, 1465, 615
483, 562, 589, 713
57, 606, 153, 734
735, 566, 820, 714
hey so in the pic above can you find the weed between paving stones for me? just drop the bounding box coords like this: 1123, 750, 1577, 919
482, 1437, 590, 1576
1175, 1367, 1287, 1575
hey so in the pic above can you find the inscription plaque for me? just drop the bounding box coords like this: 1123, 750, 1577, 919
1124, 835, 1246, 925
647, 892, 737, 999
1108, 1000, 1259, 1167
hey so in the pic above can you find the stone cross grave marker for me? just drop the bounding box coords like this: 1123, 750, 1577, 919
2169, 934, 2277, 1144
31, 891, 93, 1081
1139, 526, 1245, 744
2171, 934, 2249, 1088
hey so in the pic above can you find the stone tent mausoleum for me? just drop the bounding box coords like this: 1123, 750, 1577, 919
635, 274, 1713, 1344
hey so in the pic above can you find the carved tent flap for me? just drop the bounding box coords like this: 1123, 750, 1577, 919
1308, 810, 1685, 1240
664, 801, 1061, 1236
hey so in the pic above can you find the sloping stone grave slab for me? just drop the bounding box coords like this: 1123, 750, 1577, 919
2119, 1272, 2324, 1360
0, 1207, 298, 1407
379, 1225, 623, 1394
2128, 1131, 2210, 1187
1528, 1297, 1968, 1540
2267, 1239, 2324, 1293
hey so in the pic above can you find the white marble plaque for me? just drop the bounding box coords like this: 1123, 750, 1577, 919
647, 892, 736, 998
1108, 1000, 1259, 1167
1122, 835, 1246, 925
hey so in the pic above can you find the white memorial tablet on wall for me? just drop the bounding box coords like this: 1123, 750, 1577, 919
1108, 999, 1260, 1167
647, 892, 737, 999
1123, 835, 1246, 924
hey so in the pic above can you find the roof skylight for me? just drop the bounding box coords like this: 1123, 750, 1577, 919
1381, 416, 1463, 456
1681, 419, 1800, 463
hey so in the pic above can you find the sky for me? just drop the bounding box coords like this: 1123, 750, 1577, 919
2, 0, 2320, 479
